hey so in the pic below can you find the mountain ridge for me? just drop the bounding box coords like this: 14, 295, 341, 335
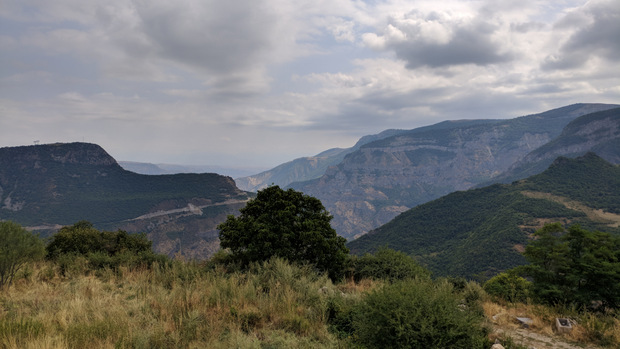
0, 142, 252, 259
288, 103, 619, 239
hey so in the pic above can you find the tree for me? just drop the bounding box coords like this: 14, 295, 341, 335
0, 221, 45, 289
218, 186, 349, 280
46, 221, 165, 272
521, 223, 620, 309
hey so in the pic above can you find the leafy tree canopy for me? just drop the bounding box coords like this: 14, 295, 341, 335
519, 223, 620, 309
218, 186, 348, 280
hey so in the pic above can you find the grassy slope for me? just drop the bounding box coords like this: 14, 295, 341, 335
2, 260, 618, 349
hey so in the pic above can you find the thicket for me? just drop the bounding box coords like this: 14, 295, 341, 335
352, 278, 488, 348
46, 220, 169, 273
483, 271, 531, 303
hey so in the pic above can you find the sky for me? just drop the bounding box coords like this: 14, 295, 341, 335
1, 0, 619, 170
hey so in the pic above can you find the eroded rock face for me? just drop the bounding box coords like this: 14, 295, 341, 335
291, 104, 619, 239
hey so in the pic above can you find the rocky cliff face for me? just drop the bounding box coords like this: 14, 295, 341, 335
290, 103, 619, 239
235, 129, 406, 192
493, 107, 620, 183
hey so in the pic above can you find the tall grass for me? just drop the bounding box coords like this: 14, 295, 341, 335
2, 258, 618, 348
0, 258, 363, 348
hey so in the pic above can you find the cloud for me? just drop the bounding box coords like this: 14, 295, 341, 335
543, 0, 620, 70
363, 9, 513, 68
1, 0, 619, 168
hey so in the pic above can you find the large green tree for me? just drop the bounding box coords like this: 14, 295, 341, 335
0, 221, 45, 289
218, 186, 348, 280
521, 223, 620, 309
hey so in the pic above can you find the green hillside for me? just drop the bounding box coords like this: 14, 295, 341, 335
347, 153, 620, 279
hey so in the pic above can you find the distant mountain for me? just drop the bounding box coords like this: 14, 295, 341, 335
490, 107, 620, 184
347, 153, 620, 279
0, 143, 252, 259
234, 129, 406, 192
289, 103, 619, 239
119, 161, 264, 178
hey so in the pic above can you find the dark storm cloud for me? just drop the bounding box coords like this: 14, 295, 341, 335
392, 26, 512, 69
543, 0, 620, 70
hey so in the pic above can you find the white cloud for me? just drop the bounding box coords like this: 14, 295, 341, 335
0, 0, 618, 168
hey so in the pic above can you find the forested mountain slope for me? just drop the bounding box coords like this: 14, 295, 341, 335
347, 153, 620, 279
0, 142, 252, 258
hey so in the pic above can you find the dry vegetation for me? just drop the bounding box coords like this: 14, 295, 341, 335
484, 300, 620, 349
1, 259, 618, 349
0, 259, 376, 349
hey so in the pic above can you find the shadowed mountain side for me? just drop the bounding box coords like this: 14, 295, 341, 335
0, 142, 253, 259
290, 103, 619, 239
347, 153, 620, 279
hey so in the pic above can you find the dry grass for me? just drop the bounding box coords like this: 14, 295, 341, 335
0, 259, 355, 349
483, 300, 620, 348
3, 260, 618, 348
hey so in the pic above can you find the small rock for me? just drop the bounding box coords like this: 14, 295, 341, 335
516, 317, 533, 328
491, 344, 505, 349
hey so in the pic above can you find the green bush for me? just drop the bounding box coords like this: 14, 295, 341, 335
349, 247, 431, 282
484, 271, 531, 303
0, 221, 45, 289
46, 221, 169, 272
46, 221, 152, 259
352, 278, 488, 349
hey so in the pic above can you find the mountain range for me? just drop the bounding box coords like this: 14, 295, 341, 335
1, 103, 618, 268
286, 103, 619, 239
118, 161, 265, 178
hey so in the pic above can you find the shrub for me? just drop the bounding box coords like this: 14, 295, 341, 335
46, 221, 152, 259
352, 278, 488, 349
0, 221, 45, 289
484, 271, 531, 303
349, 247, 431, 283
46, 221, 169, 272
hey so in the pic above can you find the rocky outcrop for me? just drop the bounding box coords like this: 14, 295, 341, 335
493, 107, 620, 184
